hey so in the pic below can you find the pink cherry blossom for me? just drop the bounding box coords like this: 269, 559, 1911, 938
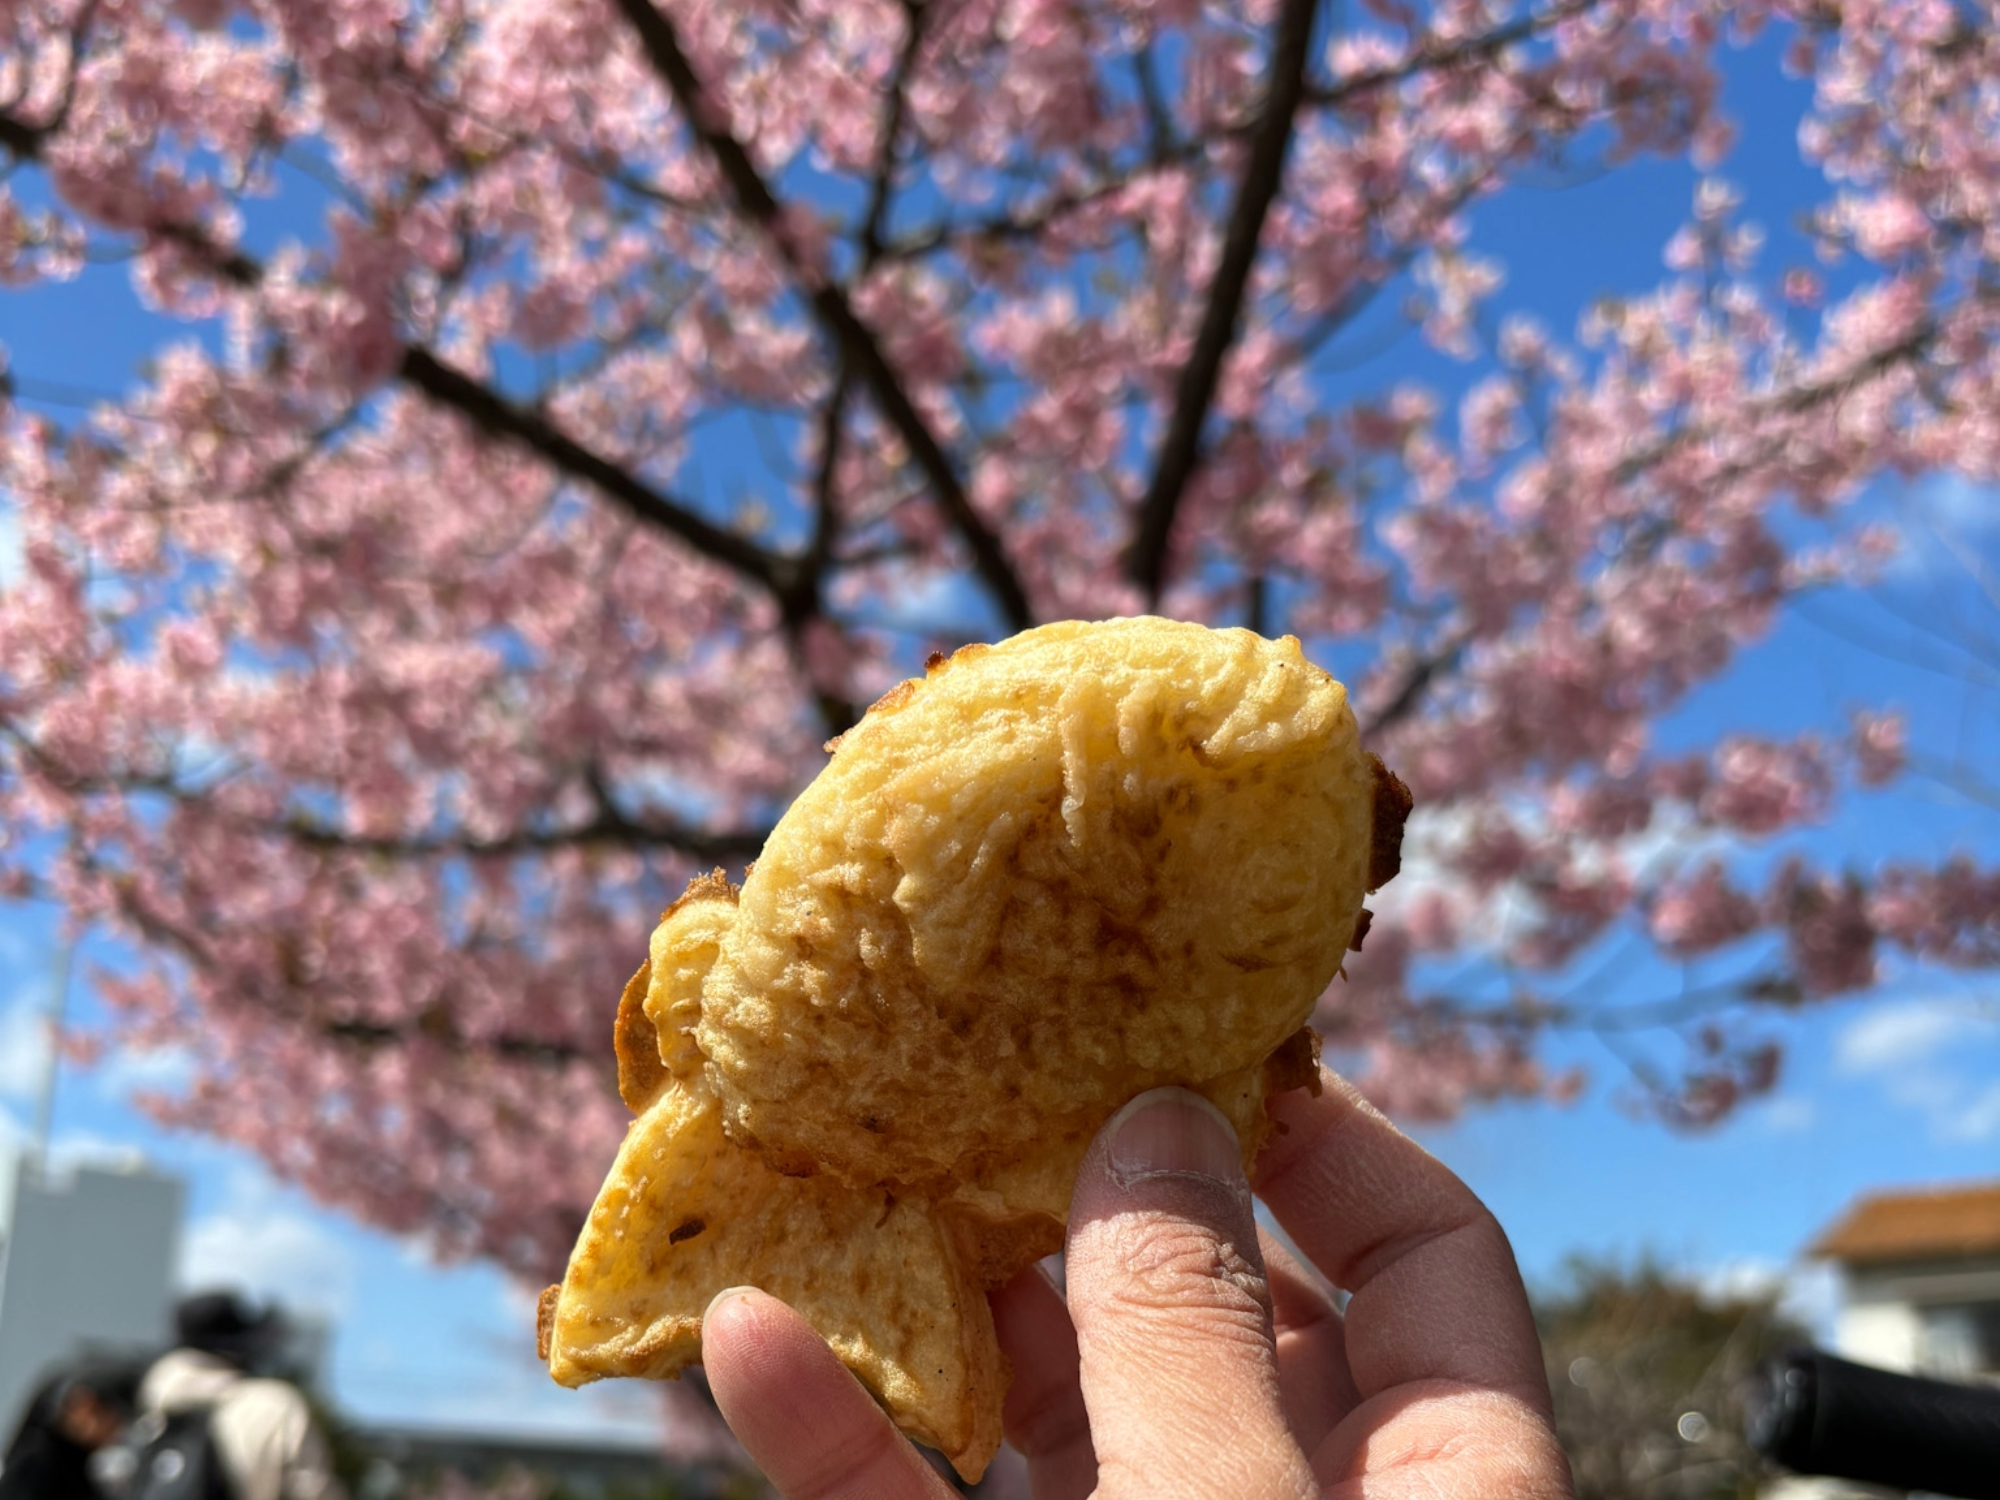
1698, 736, 1831, 835
1650, 862, 1760, 955
1849, 708, 1907, 786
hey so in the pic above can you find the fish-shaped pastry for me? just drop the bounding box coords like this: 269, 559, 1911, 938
539, 617, 1411, 1481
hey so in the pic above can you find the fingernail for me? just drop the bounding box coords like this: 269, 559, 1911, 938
704, 1286, 759, 1322
1106, 1088, 1241, 1187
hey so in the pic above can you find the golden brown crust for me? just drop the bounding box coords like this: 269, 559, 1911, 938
665, 867, 740, 919
1368, 755, 1413, 891
614, 960, 665, 1114
1348, 907, 1374, 953
536, 1284, 559, 1364
866, 677, 921, 717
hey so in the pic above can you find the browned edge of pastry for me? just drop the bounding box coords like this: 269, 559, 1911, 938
1367, 755, 1413, 891
613, 959, 664, 1113
1263, 1025, 1325, 1101
536, 1284, 560, 1363
666, 867, 740, 918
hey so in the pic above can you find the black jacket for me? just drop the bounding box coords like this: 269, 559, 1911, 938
0, 1376, 102, 1500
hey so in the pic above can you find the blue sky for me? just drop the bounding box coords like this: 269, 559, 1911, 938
0, 17, 1996, 1444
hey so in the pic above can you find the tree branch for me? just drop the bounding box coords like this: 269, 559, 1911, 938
148, 220, 263, 287
859, 0, 928, 264
1605, 320, 1944, 490
766, 416, 861, 744
609, 0, 1035, 633
397, 348, 792, 596
882, 163, 1179, 261
99, 222, 806, 604
281, 805, 769, 866
113, 873, 597, 1071
12, 730, 772, 868
1125, 0, 1322, 606
324, 1014, 588, 1067
0, 108, 47, 161
0, 0, 98, 162
1360, 628, 1472, 739
1132, 42, 1183, 164
1246, 572, 1270, 636
786, 3, 928, 738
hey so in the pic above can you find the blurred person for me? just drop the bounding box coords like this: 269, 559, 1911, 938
135, 1293, 345, 1500
0, 1359, 145, 1500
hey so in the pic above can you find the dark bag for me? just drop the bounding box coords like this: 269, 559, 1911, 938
104, 1410, 231, 1500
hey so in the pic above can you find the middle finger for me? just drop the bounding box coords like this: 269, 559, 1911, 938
1262, 1226, 1362, 1452
991, 1263, 1097, 1500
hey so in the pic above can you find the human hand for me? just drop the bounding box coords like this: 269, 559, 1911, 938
699, 1069, 1575, 1499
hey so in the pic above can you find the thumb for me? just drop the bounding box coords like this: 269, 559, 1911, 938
1064, 1088, 1316, 1500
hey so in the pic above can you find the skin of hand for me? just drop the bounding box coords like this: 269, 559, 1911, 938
700, 1069, 1577, 1499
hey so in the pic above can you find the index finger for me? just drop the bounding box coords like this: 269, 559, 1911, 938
701, 1288, 959, 1500
1252, 1069, 1550, 1412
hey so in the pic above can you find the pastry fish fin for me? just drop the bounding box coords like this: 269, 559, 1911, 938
545, 1081, 1004, 1482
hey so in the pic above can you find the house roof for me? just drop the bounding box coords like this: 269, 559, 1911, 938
1810, 1182, 2000, 1266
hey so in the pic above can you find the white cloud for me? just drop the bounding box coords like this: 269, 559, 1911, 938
1833, 999, 1983, 1076
0, 995, 51, 1101
1753, 1096, 1817, 1134
1833, 997, 2000, 1144
0, 1108, 149, 1169
1916, 471, 2000, 538
1693, 1257, 1841, 1339
858, 569, 1000, 640
178, 1168, 358, 1321
1940, 1081, 2000, 1144
92, 1042, 198, 1097
1883, 472, 2000, 583
1367, 804, 1532, 954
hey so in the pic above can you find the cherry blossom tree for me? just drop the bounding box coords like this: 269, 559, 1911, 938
0, 0, 1995, 1284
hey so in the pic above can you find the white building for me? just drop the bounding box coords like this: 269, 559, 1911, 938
0, 1154, 184, 1439
1765, 1179, 2000, 1500
1810, 1179, 2000, 1382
